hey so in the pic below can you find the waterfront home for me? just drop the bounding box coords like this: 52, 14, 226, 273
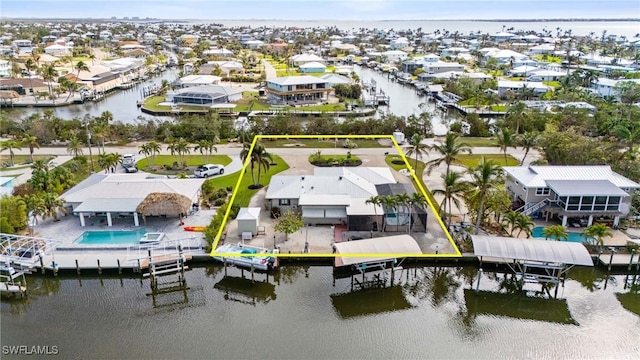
265, 167, 397, 230
441, 47, 470, 57
175, 75, 222, 88
509, 65, 538, 77
320, 73, 352, 87
401, 54, 440, 74
201, 61, 244, 75
165, 85, 243, 106
61, 173, 204, 227
491, 31, 516, 42
299, 61, 326, 73
382, 50, 408, 63
0, 78, 52, 96
528, 44, 555, 55
503, 165, 640, 228
244, 40, 265, 50
422, 61, 465, 75
265, 75, 332, 104
497, 80, 551, 98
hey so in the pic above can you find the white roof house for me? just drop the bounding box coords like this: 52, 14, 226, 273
485, 49, 529, 64
497, 80, 551, 97
176, 74, 222, 88
265, 167, 396, 226
266, 75, 329, 86
291, 53, 325, 65
62, 173, 204, 227
203, 48, 234, 57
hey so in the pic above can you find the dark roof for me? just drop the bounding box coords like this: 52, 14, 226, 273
0, 78, 48, 88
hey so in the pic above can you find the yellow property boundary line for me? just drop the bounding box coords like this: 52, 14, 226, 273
210, 134, 461, 258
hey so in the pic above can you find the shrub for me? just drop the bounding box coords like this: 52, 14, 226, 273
214, 198, 226, 207
226, 186, 233, 192
270, 207, 281, 219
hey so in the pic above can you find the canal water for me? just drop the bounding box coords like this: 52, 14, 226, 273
2, 265, 639, 359
12, 69, 180, 124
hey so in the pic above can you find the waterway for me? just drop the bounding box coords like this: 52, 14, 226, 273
2, 264, 639, 359
353, 65, 453, 135
10, 69, 181, 124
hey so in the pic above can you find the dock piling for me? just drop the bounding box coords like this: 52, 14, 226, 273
97, 259, 102, 275
628, 249, 636, 272
39, 254, 45, 274
608, 248, 615, 272
75, 259, 80, 275
117, 259, 122, 274
475, 269, 483, 292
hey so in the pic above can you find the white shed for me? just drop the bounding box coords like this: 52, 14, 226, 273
237, 207, 261, 236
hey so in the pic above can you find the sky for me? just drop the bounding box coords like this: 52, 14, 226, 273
1, 0, 639, 20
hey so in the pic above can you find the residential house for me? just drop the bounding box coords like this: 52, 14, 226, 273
62, 173, 204, 227
491, 31, 516, 42
265, 167, 398, 230
44, 44, 72, 56
244, 40, 265, 50
165, 85, 243, 106
265, 75, 332, 104
484, 49, 529, 65
591, 78, 640, 99
0, 78, 52, 96
497, 80, 551, 98
299, 61, 326, 73
320, 73, 352, 87
98, 30, 112, 40
291, 53, 325, 66
390, 37, 410, 50
175, 74, 222, 88
142, 32, 158, 44
528, 44, 555, 55
525, 69, 566, 82
382, 50, 408, 63
441, 47, 470, 57
503, 165, 640, 227
177, 34, 198, 46
200, 61, 244, 76
422, 61, 465, 74
203, 48, 234, 58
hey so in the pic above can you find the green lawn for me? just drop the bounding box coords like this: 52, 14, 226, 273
227, 155, 289, 208
0, 155, 55, 170
232, 95, 346, 112
453, 154, 519, 168
143, 96, 208, 112
491, 105, 508, 112
263, 138, 385, 148
385, 155, 440, 213
543, 81, 561, 88
137, 155, 232, 169
458, 137, 498, 147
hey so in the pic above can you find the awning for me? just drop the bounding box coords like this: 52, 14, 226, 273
73, 198, 144, 213
471, 235, 593, 266
334, 235, 422, 267
302, 208, 325, 218
325, 208, 347, 218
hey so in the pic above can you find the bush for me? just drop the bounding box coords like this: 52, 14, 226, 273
226, 186, 233, 192
214, 198, 226, 207
270, 207, 281, 219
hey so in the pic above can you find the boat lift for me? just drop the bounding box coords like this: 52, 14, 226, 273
471, 235, 594, 299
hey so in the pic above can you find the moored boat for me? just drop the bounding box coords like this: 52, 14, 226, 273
213, 243, 279, 271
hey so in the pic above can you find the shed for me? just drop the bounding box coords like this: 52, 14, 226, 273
237, 207, 261, 236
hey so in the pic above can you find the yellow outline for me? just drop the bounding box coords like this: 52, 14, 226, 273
210, 134, 461, 258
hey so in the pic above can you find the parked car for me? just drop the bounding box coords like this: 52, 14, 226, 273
194, 164, 225, 178
121, 154, 136, 169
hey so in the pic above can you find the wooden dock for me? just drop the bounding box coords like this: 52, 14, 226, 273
1, 282, 27, 297
597, 253, 640, 270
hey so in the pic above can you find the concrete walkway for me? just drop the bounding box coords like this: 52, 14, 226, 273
261, 59, 277, 79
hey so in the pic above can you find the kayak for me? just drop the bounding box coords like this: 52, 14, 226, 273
184, 226, 207, 232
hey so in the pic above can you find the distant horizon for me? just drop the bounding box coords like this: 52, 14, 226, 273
2, 17, 640, 21
2, 0, 639, 21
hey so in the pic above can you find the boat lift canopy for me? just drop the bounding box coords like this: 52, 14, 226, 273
334, 235, 422, 268
471, 236, 593, 297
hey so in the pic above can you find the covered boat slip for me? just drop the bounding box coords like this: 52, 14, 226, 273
333, 235, 423, 268
471, 235, 594, 298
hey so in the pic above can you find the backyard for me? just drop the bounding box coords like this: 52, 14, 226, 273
136, 155, 232, 175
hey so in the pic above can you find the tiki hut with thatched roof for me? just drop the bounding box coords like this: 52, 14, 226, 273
136, 192, 192, 222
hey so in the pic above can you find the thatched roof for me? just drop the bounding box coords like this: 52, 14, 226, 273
136, 192, 192, 217
0, 90, 20, 99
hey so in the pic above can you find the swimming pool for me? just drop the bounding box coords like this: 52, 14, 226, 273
74, 229, 150, 245
531, 227, 591, 243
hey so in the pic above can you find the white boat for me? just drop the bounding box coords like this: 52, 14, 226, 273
213, 243, 279, 271
140, 232, 166, 244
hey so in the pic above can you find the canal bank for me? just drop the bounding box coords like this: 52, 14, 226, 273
1, 264, 638, 359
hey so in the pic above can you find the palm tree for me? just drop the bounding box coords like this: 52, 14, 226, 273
500, 210, 520, 236
495, 127, 516, 165
22, 134, 40, 163
38, 64, 59, 102
395, 193, 412, 232
174, 138, 191, 168
195, 139, 217, 163
514, 213, 534, 238
432, 171, 467, 229
505, 101, 528, 134
24, 58, 38, 103
425, 132, 472, 176
518, 131, 539, 166
20, 194, 46, 224
146, 141, 161, 166
380, 195, 398, 231
584, 223, 612, 249
543, 225, 568, 241
0, 139, 22, 166
409, 192, 428, 232
466, 157, 502, 234
365, 195, 383, 232
252, 143, 273, 187
405, 133, 430, 173
98, 153, 111, 173
41, 192, 67, 222
66, 136, 84, 157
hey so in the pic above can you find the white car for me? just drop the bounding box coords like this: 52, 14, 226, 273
194, 164, 225, 178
